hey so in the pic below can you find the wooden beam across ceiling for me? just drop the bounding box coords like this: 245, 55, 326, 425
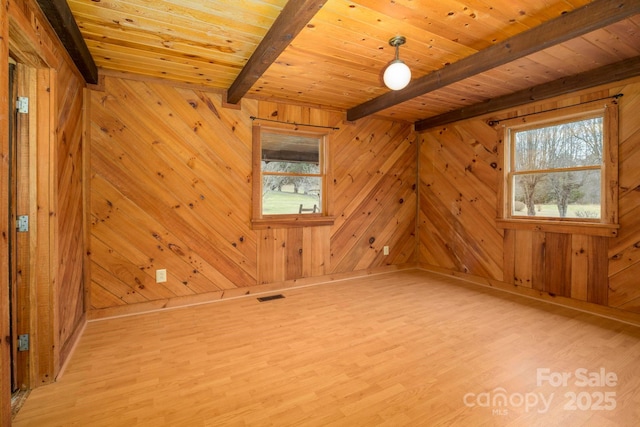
414, 55, 640, 131
226, 0, 327, 105
347, 0, 640, 122
36, 0, 98, 84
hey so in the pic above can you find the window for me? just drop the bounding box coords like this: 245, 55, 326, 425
497, 100, 619, 235
252, 125, 334, 228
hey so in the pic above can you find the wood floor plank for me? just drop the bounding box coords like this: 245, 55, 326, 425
13, 270, 640, 426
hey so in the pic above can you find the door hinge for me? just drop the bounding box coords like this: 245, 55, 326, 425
17, 96, 29, 114
18, 334, 29, 352
16, 215, 29, 232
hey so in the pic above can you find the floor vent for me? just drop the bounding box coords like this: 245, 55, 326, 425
257, 294, 285, 302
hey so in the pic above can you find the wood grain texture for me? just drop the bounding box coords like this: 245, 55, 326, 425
12, 270, 640, 425
62, 0, 640, 122
56, 54, 86, 378
418, 119, 503, 280
588, 235, 609, 305
226, 0, 326, 104
14, 63, 34, 391
67, 0, 287, 86
348, 0, 640, 121
609, 79, 640, 311
83, 88, 92, 314
330, 116, 417, 274
8, 0, 61, 69
5, 0, 89, 393
35, 68, 58, 388
35, 0, 98, 83
571, 234, 590, 301
419, 78, 640, 314
89, 76, 416, 313
0, 0, 11, 422
415, 56, 640, 131
90, 77, 258, 304
544, 233, 571, 297
3, 6, 638, 425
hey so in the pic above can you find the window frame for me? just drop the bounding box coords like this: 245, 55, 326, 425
496, 100, 619, 237
251, 123, 335, 229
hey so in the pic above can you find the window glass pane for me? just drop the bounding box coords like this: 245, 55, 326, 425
259, 131, 324, 216
262, 160, 320, 175
261, 132, 320, 164
262, 176, 322, 215
514, 117, 603, 172
513, 170, 600, 218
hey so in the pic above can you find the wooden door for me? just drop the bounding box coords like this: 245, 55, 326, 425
8, 60, 31, 393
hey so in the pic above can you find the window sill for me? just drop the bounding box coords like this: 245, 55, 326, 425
496, 218, 619, 237
252, 215, 336, 230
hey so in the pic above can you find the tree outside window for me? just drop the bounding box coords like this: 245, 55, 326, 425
510, 115, 603, 219
260, 130, 323, 215
251, 125, 333, 229
494, 99, 619, 235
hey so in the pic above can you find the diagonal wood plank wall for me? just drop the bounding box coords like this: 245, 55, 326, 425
90, 77, 258, 310
418, 77, 640, 314
89, 76, 416, 315
609, 78, 640, 312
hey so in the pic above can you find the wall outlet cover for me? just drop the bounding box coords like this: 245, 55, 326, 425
156, 269, 167, 283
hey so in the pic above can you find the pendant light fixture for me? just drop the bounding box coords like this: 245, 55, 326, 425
383, 36, 411, 90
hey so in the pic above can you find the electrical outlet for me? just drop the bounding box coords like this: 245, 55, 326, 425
383, 246, 389, 256
156, 269, 167, 283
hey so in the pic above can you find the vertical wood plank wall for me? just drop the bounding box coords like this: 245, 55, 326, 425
0, 0, 11, 422
89, 76, 417, 315
418, 77, 640, 314
56, 60, 86, 370
4, 0, 87, 389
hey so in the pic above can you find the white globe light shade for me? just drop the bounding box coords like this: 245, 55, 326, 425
383, 60, 411, 90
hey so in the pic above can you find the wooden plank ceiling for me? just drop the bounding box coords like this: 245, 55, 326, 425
65, 0, 640, 124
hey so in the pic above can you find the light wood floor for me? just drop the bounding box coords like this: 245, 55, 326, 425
12, 270, 640, 426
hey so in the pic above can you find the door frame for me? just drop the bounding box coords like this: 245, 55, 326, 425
2, 1, 85, 422
8, 60, 38, 394
1, 4, 11, 422
8, 57, 19, 394
3, 2, 59, 414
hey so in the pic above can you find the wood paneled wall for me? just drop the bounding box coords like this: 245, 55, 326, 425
609, 79, 640, 312
0, 1, 11, 422
56, 56, 86, 369
418, 77, 640, 314
0, 0, 87, 419
330, 115, 417, 273
89, 76, 416, 316
418, 117, 502, 280
8, 0, 88, 385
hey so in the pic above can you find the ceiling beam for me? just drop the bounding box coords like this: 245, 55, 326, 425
226, 0, 327, 105
414, 56, 640, 131
347, 0, 640, 122
35, 0, 98, 84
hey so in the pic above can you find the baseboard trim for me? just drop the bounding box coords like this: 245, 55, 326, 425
419, 263, 640, 327
88, 263, 417, 321
56, 313, 88, 381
